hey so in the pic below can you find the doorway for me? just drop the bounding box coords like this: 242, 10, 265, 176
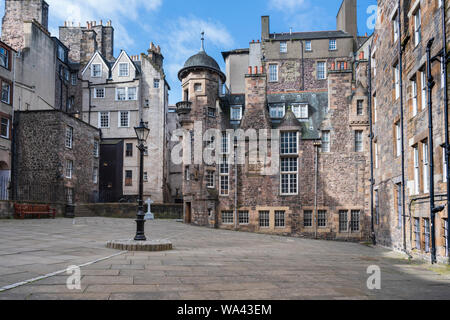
185, 202, 192, 224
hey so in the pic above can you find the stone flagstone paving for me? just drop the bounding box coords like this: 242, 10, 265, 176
0, 217, 448, 300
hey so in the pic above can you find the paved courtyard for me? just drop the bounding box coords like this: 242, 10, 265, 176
0, 217, 448, 300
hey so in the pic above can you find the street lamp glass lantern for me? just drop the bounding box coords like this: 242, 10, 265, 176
134, 121, 150, 143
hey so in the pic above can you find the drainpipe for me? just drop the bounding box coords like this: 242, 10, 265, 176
426, 39, 439, 264
397, 1, 408, 254
88, 81, 92, 124
314, 144, 318, 239
234, 139, 238, 230
368, 44, 376, 245
441, 0, 450, 264
301, 40, 305, 91
10, 50, 19, 201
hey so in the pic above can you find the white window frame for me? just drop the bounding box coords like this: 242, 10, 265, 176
414, 145, 420, 195
280, 157, 298, 196
1, 82, 10, 104
317, 61, 326, 80
269, 64, 278, 82
116, 88, 126, 101
357, 100, 364, 115
206, 170, 215, 188
394, 64, 400, 100
0, 117, 9, 139
355, 130, 363, 152
98, 111, 110, 128
414, 8, 421, 47
270, 104, 285, 119
66, 160, 73, 179
305, 40, 312, 51
393, 13, 399, 42
94, 140, 99, 158
321, 131, 330, 153
443, 145, 447, 183
65, 126, 73, 149
292, 103, 308, 119
423, 141, 429, 194
375, 141, 379, 169
127, 87, 138, 100
154, 79, 160, 89
93, 167, 98, 184
442, 60, 446, 89
280, 41, 287, 53
222, 211, 234, 225
118, 63, 129, 77
94, 88, 105, 99
373, 95, 377, 123
118, 111, 130, 128
396, 123, 401, 157
281, 132, 298, 155
412, 78, 418, 117
91, 63, 102, 78
230, 105, 243, 121
329, 39, 337, 51
275, 211, 286, 228
0, 47, 9, 69
219, 155, 229, 196
239, 211, 249, 225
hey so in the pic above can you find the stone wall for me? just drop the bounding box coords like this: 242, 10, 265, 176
74, 203, 183, 219
0, 200, 68, 219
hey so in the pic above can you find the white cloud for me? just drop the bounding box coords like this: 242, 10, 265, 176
268, 0, 309, 11
45, 0, 162, 49
156, 16, 235, 104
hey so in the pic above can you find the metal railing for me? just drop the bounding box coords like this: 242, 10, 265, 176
0, 176, 9, 201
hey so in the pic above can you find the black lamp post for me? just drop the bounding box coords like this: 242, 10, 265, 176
134, 120, 150, 241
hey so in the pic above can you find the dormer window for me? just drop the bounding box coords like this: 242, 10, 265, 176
57, 45, 65, 62
270, 104, 285, 119
292, 103, 308, 119
92, 64, 102, 78
119, 63, 129, 77
230, 105, 242, 121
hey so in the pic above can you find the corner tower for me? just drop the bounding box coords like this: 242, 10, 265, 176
176, 34, 226, 227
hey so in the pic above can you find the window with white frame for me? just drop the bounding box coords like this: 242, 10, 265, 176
444, 218, 448, 257
414, 218, 421, 249
66, 160, 73, 179
206, 170, 215, 188
119, 63, 129, 77
374, 141, 379, 169
99, 112, 110, 128
154, 79, 160, 89
421, 71, 427, 109
357, 100, 364, 115
119, 111, 130, 128
259, 211, 270, 228
305, 40, 312, 51
424, 218, 430, 252
339, 210, 348, 232
280, 41, 287, 53
393, 13, 399, 42
442, 61, 446, 89
412, 77, 418, 117
127, 87, 137, 100
304, 210, 312, 227
423, 141, 429, 194
397, 183, 402, 228
281, 132, 298, 155
373, 94, 377, 123
116, 88, 126, 101
1, 82, 10, 104
355, 130, 363, 152
65, 126, 73, 149
220, 155, 229, 196
221, 132, 229, 154
91, 63, 102, 77
230, 105, 243, 121
414, 8, 421, 46
270, 104, 285, 119
269, 64, 278, 82
66, 188, 74, 204
275, 211, 285, 228
0, 47, 8, 69
318, 210, 327, 227
58, 45, 65, 62
281, 157, 298, 195
222, 211, 233, 224
94, 140, 99, 158
0, 117, 9, 139
395, 122, 401, 157
292, 103, 308, 119
443, 145, 447, 183
371, 52, 377, 77
413, 146, 419, 195
321, 131, 330, 153
394, 63, 400, 99
317, 61, 326, 80
93, 167, 98, 184
239, 211, 249, 225
94, 88, 105, 99
329, 39, 336, 50
350, 210, 360, 232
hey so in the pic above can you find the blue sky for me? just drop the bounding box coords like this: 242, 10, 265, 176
0, 0, 377, 104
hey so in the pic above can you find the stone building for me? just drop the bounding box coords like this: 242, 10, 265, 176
371, 0, 449, 262
0, 40, 14, 200
12, 110, 100, 204
167, 105, 183, 203
80, 45, 170, 203
176, 0, 372, 241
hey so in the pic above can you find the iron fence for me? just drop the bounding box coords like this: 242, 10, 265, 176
0, 176, 8, 201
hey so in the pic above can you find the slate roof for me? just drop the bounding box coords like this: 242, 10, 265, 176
178, 50, 225, 81
268, 30, 353, 41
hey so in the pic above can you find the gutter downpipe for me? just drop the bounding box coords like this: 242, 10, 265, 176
10, 50, 19, 201
426, 38, 438, 264
397, 0, 408, 254
314, 143, 318, 239
301, 40, 305, 91
441, 0, 450, 264
368, 44, 376, 245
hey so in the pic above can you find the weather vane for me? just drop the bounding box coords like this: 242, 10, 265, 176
201, 31, 205, 51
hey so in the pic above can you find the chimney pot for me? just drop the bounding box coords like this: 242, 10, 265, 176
260, 66, 263, 74
344, 61, 348, 69
331, 62, 335, 70
254, 66, 258, 74
248, 66, 252, 74
100, 20, 103, 25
